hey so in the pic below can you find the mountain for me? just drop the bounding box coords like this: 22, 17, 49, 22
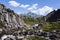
0, 4, 29, 29
27, 12, 40, 17
20, 12, 40, 18
46, 9, 60, 22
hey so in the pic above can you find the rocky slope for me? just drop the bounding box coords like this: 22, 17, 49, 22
0, 4, 29, 29
46, 9, 60, 22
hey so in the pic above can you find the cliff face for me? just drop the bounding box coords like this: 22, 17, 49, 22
0, 4, 27, 29
46, 9, 60, 22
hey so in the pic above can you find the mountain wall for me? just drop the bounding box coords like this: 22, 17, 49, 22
46, 9, 60, 22
0, 4, 28, 29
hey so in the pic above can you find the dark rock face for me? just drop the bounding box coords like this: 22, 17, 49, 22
46, 9, 60, 22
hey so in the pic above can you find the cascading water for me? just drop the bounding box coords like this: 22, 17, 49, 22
1, 35, 16, 40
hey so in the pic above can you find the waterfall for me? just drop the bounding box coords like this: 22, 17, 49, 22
1, 35, 16, 40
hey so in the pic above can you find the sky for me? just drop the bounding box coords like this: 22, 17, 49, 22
0, 0, 60, 15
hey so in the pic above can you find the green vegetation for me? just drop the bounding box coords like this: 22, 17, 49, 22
42, 22, 60, 32
21, 14, 60, 32
27, 35, 46, 40
23, 17, 35, 25
21, 15, 43, 25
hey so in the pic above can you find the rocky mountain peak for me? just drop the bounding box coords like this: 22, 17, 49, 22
0, 4, 29, 29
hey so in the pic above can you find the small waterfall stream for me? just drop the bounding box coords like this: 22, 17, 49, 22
1, 35, 16, 40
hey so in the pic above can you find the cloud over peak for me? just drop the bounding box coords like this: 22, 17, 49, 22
28, 6, 53, 15
38, 6, 53, 15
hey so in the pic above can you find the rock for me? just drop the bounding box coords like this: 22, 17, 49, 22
0, 4, 28, 29
46, 9, 60, 22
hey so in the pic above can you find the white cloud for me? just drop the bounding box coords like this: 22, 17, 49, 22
37, 6, 53, 15
55, 9, 57, 11
28, 5, 53, 15
38, 6, 53, 15
20, 4, 30, 8
8, 1, 20, 7
8, 1, 53, 15
28, 3, 38, 10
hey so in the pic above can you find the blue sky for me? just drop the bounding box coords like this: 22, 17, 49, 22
0, 0, 60, 15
